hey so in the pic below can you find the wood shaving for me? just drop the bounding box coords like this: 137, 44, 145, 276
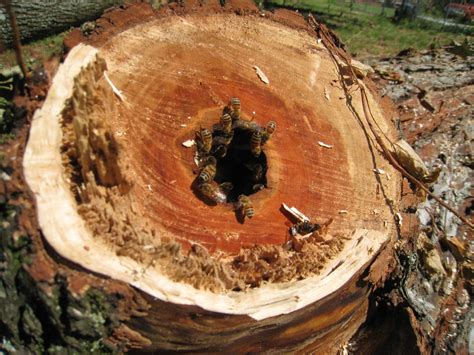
282, 203, 310, 222
104, 71, 125, 102
318, 141, 333, 149
253, 66, 270, 85
324, 88, 330, 101
182, 139, 195, 148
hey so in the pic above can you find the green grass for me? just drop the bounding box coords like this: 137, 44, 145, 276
267, 0, 472, 59
0, 31, 68, 71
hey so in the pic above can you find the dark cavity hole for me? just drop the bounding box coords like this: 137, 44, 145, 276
213, 126, 268, 203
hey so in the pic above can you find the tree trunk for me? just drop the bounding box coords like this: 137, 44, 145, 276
0, 0, 124, 46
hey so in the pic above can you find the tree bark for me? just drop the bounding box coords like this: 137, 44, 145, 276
0, 0, 124, 46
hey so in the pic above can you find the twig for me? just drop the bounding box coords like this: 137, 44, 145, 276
1, 0, 27, 79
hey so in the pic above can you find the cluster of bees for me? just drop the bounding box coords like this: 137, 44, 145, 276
194, 97, 276, 220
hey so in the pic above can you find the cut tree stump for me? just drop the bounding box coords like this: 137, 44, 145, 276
20, 2, 410, 352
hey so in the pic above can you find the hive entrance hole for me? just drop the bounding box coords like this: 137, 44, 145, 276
214, 127, 268, 203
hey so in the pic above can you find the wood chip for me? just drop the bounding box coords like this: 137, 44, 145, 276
318, 141, 333, 149
182, 139, 195, 148
373, 168, 385, 174
282, 203, 310, 222
180, 124, 187, 127
338, 210, 348, 214
324, 88, 330, 101
395, 213, 403, 226
253, 66, 269, 85
104, 71, 125, 102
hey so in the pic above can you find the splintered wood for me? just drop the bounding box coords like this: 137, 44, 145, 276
282, 203, 311, 222
253, 65, 270, 84
104, 71, 125, 101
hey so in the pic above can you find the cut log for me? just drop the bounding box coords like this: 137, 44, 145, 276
21, 3, 405, 352
0, 0, 124, 45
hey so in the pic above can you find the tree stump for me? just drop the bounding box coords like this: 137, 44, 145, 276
19, 2, 409, 352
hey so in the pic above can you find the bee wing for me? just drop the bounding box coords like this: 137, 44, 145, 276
250, 122, 261, 132
212, 136, 228, 145
219, 182, 234, 193
233, 201, 243, 211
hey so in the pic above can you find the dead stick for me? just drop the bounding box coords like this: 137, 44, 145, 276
2, 0, 27, 79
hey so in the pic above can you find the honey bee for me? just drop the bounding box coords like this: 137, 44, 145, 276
220, 113, 233, 135
196, 127, 212, 154
199, 155, 217, 168
212, 134, 233, 146
211, 134, 233, 158
199, 182, 233, 204
229, 97, 241, 121
198, 156, 217, 182
262, 120, 276, 145
250, 129, 262, 157
289, 220, 320, 237
232, 119, 260, 131
236, 195, 255, 219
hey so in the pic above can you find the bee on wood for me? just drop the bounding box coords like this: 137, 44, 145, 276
232, 119, 260, 131
220, 113, 233, 135
196, 127, 213, 154
198, 156, 217, 182
212, 134, 233, 146
289, 220, 320, 237
199, 182, 233, 204
229, 97, 241, 121
262, 120, 276, 145
212, 134, 233, 159
250, 129, 262, 157
236, 195, 255, 219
